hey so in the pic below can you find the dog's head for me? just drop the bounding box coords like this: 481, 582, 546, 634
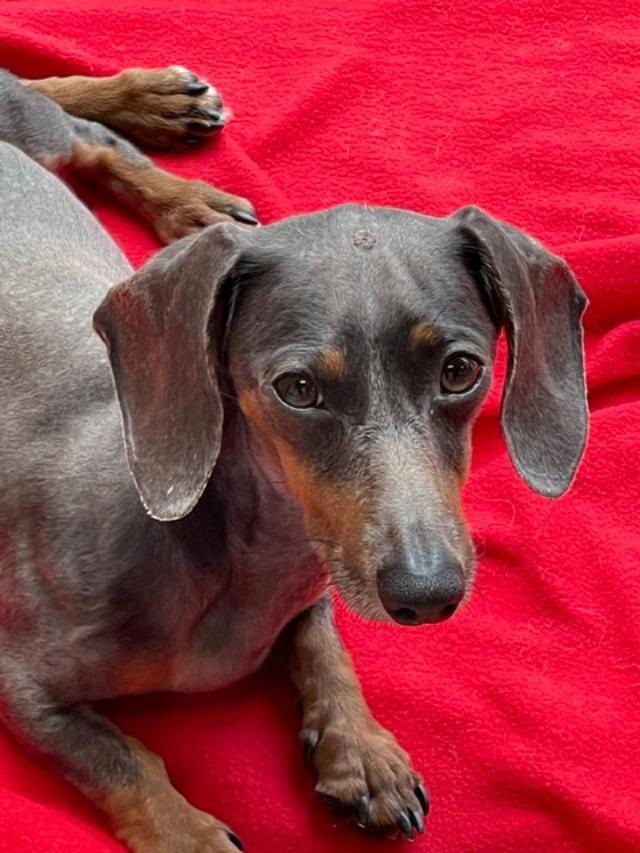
94, 205, 588, 625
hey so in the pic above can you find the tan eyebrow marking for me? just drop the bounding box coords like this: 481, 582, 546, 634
319, 348, 347, 380
409, 322, 441, 349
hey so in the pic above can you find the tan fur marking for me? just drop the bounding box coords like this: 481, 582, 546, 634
409, 321, 440, 349
95, 737, 239, 852
115, 655, 176, 696
70, 140, 245, 243
277, 447, 365, 553
237, 389, 269, 431
290, 604, 423, 828
24, 74, 123, 117
26, 68, 252, 242
34, 152, 72, 172
318, 348, 347, 381
239, 390, 365, 551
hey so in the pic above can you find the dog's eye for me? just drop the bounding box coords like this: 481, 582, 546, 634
273, 373, 321, 409
441, 355, 482, 394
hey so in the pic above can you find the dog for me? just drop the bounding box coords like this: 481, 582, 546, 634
0, 65, 588, 851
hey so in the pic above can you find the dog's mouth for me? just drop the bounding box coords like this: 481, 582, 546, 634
332, 567, 393, 623
303, 539, 380, 619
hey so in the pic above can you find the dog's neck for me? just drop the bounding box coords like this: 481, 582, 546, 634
166, 403, 318, 580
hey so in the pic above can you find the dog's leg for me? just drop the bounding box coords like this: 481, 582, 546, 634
1, 694, 242, 853
68, 117, 257, 241
23, 66, 227, 149
289, 597, 429, 839
1, 70, 256, 241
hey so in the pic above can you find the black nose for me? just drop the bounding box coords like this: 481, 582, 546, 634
377, 547, 465, 626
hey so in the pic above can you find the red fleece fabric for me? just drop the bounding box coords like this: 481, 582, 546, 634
1, 1, 640, 850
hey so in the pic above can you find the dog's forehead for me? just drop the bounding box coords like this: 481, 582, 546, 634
247, 204, 478, 306
255, 203, 449, 270
232, 204, 491, 359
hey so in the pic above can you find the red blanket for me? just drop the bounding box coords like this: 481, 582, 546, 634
1, 1, 639, 850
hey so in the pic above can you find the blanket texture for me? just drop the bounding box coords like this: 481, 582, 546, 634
1, 0, 639, 850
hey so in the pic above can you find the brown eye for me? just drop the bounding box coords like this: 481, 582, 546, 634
273, 373, 320, 409
441, 355, 482, 394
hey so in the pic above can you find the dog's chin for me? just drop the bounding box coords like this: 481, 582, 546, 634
331, 575, 392, 623
308, 543, 392, 622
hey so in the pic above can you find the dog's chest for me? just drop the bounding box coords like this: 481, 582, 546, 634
169, 551, 329, 693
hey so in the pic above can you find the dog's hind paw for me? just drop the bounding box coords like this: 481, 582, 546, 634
100, 66, 231, 149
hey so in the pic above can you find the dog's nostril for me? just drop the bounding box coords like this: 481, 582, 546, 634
439, 603, 458, 620
390, 607, 419, 625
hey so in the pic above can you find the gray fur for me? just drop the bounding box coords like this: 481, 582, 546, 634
0, 70, 75, 163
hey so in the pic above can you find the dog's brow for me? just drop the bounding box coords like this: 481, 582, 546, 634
318, 348, 347, 380
408, 322, 441, 349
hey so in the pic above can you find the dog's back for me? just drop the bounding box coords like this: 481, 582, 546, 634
0, 144, 151, 680
0, 141, 129, 455
0, 142, 129, 370
0, 140, 135, 520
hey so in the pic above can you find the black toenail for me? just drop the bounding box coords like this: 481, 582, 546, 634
397, 809, 414, 840
230, 208, 259, 226
415, 783, 429, 814
408, 806, 424, 834
356, 793, 370, 827
186, 121, 218, 133
186, 81, 209, 95
226, 830, 244, 851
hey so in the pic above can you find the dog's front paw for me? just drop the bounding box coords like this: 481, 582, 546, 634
116, 802, 244, 853
142, 174, 258, 242
119, 822, 243, 853
106, 737, 245, 853
109, 66, 230, 148
302, 713, 429, 840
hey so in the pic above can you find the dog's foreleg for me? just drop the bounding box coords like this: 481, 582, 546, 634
289, 596, 428, 839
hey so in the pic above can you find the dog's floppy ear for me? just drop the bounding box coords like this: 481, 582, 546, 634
450, 205, 588, 497
94, 224, 244, 522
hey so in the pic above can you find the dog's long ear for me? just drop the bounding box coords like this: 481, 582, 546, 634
94, 224, 244, 522
450, 205, 588, 497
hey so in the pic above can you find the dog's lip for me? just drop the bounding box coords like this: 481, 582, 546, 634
325, 568, 392, 622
